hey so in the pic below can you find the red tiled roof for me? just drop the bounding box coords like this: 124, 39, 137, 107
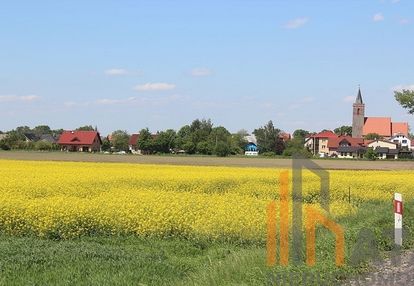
58, 131, 101, 145
327, 136, 364, 148
310, 130, 338, 138
363, 117, 391, 137
129, 133, 158, 146
391, 122, 409, 137
279, 132, 291, 141
129, 134, 140, 146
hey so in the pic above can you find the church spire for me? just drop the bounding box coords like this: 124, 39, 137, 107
355, 86, 363, 104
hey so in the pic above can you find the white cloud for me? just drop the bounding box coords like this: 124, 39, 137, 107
104, 68, 129, 76
399, 18, 411, 25
134, 82, 176, 91
190, 67, 212, 77
284, 17, 309, 29
298, 96, 315, 103
373, 13, 384, 22
96, 97, 137, 105
343, 96, 355, 103
95, 94, 185, 106
288, 96, 315, 110
0, 95, 40, 102
392, 84, 414, 91
63, 101, 90, 108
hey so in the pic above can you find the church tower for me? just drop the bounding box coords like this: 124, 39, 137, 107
352, 88, 365, 138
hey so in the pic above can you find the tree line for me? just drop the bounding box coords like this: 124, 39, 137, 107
0, 120, 314, 157
4, 120, 386, 157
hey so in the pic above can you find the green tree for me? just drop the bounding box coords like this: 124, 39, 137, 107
76, 125, 95, 131
365, 133, 382, 140
364, 147, 377, 160
282, 132, 312, 158
394, 89, 414, 114
137, 128, 154, 154
334, 126, 352, 136
253, 121, 285, 155
191, 119, 213, 153
293, 129, 310, 138
214, 141, 231, 157
208, 126, 232, 156
231, 130, 248, 155
153, 129, 177, 153
196, 141, 212, 155
33, 125, 52, 136
35, 141, 53, 151
101, 137, 112, 152
176, 119, 214, 154
15, 126, 32, 135
111, 130, 130, 152
176, 125, 192, 152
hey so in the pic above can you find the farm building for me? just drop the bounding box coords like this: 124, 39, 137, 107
243, 135, 259, 156
128, 133, 158, 154
58, 131, 102, 152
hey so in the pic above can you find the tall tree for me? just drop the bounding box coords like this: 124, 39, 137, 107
208, 126, 232, 156
231, 129, 249, 154
190, 118, 213, 151
334, 126, 352, 136
394, 89, 414, 114
293, 129, 310, 138
176, 125, 194, 153
76, 125, 95, 131
15, 126, 31, 134
253, 121, 285, 154
33, 125, 52, 136
153, 129, 177, 153
137, 128, 154, 154
111, 130, 130, 152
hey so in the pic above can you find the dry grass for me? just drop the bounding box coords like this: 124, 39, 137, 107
1, 150, 414, 170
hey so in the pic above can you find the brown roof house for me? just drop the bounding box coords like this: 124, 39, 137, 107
304, 130, 338, 157
327, 136, 366, 158
128, 133, 158, 154
58, 131, 102, 152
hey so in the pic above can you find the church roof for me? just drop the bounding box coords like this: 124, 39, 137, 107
355, 88, 363, 104
363, 117, 392, 137
391, 122, 409, 137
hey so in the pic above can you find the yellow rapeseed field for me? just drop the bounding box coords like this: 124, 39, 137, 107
0, 159, 412, 240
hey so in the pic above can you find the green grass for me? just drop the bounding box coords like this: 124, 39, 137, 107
0, 199, 412, 285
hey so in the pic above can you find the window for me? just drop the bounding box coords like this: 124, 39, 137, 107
402, 140, 407, 144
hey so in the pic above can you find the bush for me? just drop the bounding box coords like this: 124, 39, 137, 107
0, 140, 10, 150
261, 151, 276, 157
214, 141, 231, 157
364, 147, 377, 160
35, 141, 53, 151
282, 147, 312, 158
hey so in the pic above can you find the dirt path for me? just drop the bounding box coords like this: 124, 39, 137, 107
344, 251, 414, 285
1, 151, 414, 170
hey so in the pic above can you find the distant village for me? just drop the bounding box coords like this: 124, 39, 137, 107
0, 89, 412, 159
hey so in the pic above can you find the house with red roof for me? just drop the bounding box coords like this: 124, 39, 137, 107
327, 136, 366, 158
57, 131, 102, 152
304, 130, 338, 156
352, 88, 409, 138
128, 133, 158, 154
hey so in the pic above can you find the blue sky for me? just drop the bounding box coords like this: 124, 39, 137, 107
1, 0, 413, 135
